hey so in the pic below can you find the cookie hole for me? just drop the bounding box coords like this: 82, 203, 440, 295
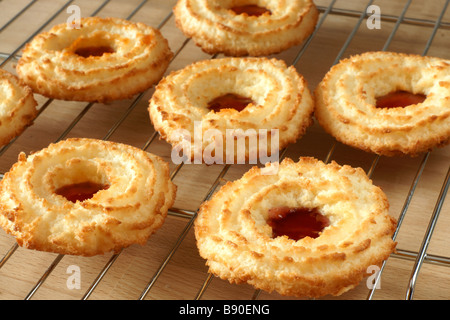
74, 45, 115, 58
68, 33, 116, 58
207, 93, 254, 112
50, 158, 110, 203
375, 90, 426, 109
230, 4, 271, 16
55, 182, 110, 203
267, 207, 330, 241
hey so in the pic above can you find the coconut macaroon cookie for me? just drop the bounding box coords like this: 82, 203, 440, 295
195, 157, 397, 298
149, 57, 314, 164
0, 69, 37, 146
0, 138, 176, 256
315, 51, 450, 156
16, 17, 173, 102
173, 0, 318, 56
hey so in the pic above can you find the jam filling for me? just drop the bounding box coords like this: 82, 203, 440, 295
207, 93, 254, 112
230, 5, 271, 16
55, 182, 109, 203
375, 90, 426, 109
267, 207, 330, 241
74, 46, 115, 58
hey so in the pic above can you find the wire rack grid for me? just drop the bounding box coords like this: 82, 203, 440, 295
0, 0, 449, 300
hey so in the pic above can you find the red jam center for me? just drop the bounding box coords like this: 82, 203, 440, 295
231, 5, 271, 16
376, 90, 426, 109
74, 46, 115, 58
267, 207, 330, 241
207, 93, 254, 112
56, 182, 109, 203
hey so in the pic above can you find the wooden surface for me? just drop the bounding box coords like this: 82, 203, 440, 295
0, 0, 449, 300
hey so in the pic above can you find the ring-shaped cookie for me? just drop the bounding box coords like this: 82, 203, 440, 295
195, 157, 397, 298
16, 17, 173, 102
173, 0, 318, 56
0, 138, 176, 256
0, 69, 37, 146
315, 51, 450, 156
149, 57, 314, 164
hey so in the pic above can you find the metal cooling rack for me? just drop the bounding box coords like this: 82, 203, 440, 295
0, 0, 449, 300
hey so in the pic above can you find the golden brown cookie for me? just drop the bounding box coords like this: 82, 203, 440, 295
173, 0, 318, 56
149, 57, 314, 164
0, 138, 176, 256
16, 17, 173, 102
195, 157, 397, 298
0, 69, 37, 146
315, 51, 450, 156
